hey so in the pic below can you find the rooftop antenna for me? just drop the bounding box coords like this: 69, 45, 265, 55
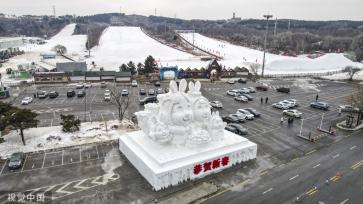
52, 5, 56, 17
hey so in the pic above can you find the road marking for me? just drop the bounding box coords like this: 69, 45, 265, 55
70, 157, 73, 163
291, 157, 299, 162
79, 149, 82, 162
305, 187, 317, 195
312, 163, 320, 169
32, 164, 35, 169
55, 182, 73, 195
21, 155, 28, 172
61, 150, 64, 165
305, 149, 316, 155
0, 161, 6, 175
350, 146, 357, 150
95, 145, 100, 158
73, 179, 89, 190
330, 175, 341, 182
340, 198, 349, 204
289, 175, 299, 181
332, 154, 340, 159
41, 152, 46, 168
351, 160, 363, 170
262, 188, 273, 195
260, 170, 268, 176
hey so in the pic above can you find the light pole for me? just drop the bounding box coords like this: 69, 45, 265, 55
261, 14, 273, 78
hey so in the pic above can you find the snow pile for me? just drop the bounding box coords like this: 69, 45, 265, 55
86, 26, 201, 70
180, 32, 363, 73
292, 78, 321, 92
23, 23, 87, 55
321, 70, 363, 81
0, 120, 134, 159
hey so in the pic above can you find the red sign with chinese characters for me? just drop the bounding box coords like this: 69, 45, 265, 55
193, 156, 229, 175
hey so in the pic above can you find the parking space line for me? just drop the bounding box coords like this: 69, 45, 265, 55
61, 150, 64, 165
21, 155, 28, 172
95, 145, 100, 158
79, 149, 82, 162
0, 161, 6, 175
41, 152, 46, 168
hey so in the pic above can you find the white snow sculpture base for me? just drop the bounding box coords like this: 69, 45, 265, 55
119, 130, 257, 191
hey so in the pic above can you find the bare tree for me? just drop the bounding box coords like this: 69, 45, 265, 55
249, 63, 261, 81
343, 66, 361, 81
347, 85, 363, 125
109, 86, 129, 121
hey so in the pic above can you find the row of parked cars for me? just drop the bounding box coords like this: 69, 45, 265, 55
226, 87, 256, 103
21, 89, 87, 105
222, 108, 262, 136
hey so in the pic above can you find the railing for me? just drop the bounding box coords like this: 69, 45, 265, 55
263, 70, 344, 78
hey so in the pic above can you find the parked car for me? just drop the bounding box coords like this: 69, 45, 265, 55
37, 91, 48, 99
154, 81, 161, 87
76, 83, 84, 89
21, 97, 33, 105
104, 92, 111, 101
285, 99, 298, 107
148, 89, 155, 95
237, 78, 247, 83
156, 88, 164, 94
236, 109, 254, 120
283, 109, 302, 118
49, 91, 59, 98
310, 102, 330, 110
277, 87, 290, 93
8, 152, 24, 170
139, 89, 146, 95
279, 101, 294, 108
139, 96, 157, 105
67, 90, 76, 98
210, 101, 223, 108
234, 95, 248, 102
77, 90, 86, 97
222, 115, 240, 123
121, 89, 129, 96
131, 80, 138, 87
240, 94, 254, 101
225, 123, 248, 135
226, 79, 235, 84
237, 88, 250, 94
256, 86, 268, 91
229, 114, 246, 123
272, 103, 289, 110
244, 108, 261, 117
226, 90, 239, 96
101, 81, 107, 88
247, 87, 256, 93
339, 105, 359, 113
84, 82, 92, 88
164, 88, 169, 93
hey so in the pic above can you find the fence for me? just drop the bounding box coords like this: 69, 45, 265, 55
264, 70, 343, 78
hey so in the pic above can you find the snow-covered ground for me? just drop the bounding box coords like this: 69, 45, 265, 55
0, 120, 135, 159
321, 70, 363, 81
180, 33, 363, 74
86, 26, 201, 70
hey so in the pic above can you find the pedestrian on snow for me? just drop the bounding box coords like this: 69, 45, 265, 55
33, 93, 36, 98
338, 108, 342, 116
315, 94, 319, 102
261, 97, 263, 104
265, 97, 269, 104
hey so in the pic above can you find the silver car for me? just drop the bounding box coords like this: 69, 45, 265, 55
283, 109, 302, 118
8, 152, 24, 170
210, 101, 223, 108
236, 109, 254, 120
234, 95, 248, 102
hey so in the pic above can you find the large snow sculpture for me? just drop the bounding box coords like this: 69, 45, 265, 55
135, 79, 226, 146
119, 79, 257, 191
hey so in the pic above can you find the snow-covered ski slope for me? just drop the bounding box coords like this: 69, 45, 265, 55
87, 26, 200, 70
25, 23, 87, 54
180, 33, 363, 74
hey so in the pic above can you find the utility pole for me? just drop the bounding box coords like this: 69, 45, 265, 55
261, 14, 273, 78
299, 118, 304, 136
192, 24, 195, 50
288, 19, 291, 31
274, 18, 278, 37
154, 8, 157, 16
52, 5, 56, 17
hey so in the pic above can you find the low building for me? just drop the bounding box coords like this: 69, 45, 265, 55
34, 72, 68, 84
56, 62, 87, 73
40, 52, 57, 59
115, 71, 132, 82
160, 66, 178, 80
86, 71, 101, 81
101, 71, 116, 81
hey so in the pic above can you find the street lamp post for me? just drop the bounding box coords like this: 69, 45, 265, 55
261, 14, 273, 78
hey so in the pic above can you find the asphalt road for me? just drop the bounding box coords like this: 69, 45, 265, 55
205, 129, 363, 204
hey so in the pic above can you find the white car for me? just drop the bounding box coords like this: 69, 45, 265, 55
226, 90, 239, 96
131, 80, 138, 87
339, 105, 359, 112
226, 79, 235, 84
84, 82, 92, 88
234, 95, 248, 102
236, 109, 254, 120
121, 89, 128, 96
279, 101, 294, 108
237, 88, 250, 94
104, 92, 111, 101
284, 99, 298, 107
210, 101, 223, 108
248, 87, 256, 93
283, 109, 302, 118
272, 103, 290, 110
76, 83, 84, 89
21, 97, 33, 105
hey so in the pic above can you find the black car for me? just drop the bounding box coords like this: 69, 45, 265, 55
244, 108, 261, 117
8, 152, 24, 170
310, 102, 330, 110
49, 91, 59, 98
67, 90, 76, 98
139, 96, 157, 105
37, 91, 48, 99
77, 90, 86, 97
154, 81, 161, 87
237, 78, 247, 83
165, 88, 169, 93
139, 89, 146, 95
225, 123, 248, 135
156, 88, 164, 94
256, 86, 268, 91
277, 87, 290, 93
240, 94, 254, 101
222, 115, 240, 123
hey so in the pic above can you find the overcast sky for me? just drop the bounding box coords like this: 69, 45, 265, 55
0, 0, 362, 21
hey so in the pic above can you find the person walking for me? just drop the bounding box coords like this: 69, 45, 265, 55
280, 117, 284, 124
265, 97, 269, 104
338, 108, 342, 116
315, 94, 319, 102
261, 97, 263, 104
